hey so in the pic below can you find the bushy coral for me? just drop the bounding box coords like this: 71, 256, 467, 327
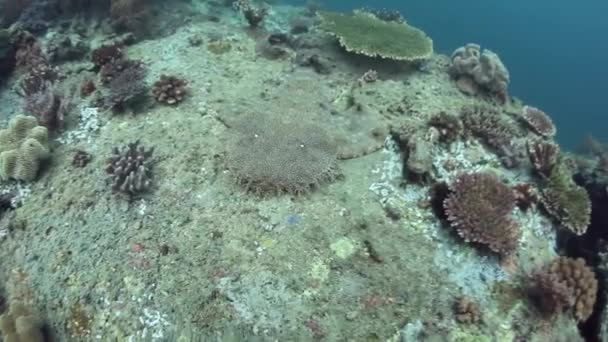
91, 43, 123, 69
227, 115, 339, 195
450, 43, 509, 101
540, 165, 591, 235
522, 105, 556, 137
318, 10, 433, 61
461, 105, 521, 152
443, 172, 520, 256
529, 257, 597, 322
428, 111, 463, 144
23, 80, 70, 132
106, 141, 154, 196
0, 301, 44, 342
0, 115, 49, 182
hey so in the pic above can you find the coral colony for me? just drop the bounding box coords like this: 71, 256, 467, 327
0, 1, 606, 341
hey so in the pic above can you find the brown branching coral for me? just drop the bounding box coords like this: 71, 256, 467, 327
428, 111, 463, 144
461, 105, 520, 151
529, 257, 598, 322
110, 0, 150, 34
522, 105, 556, 137
227, 115, 340, 196
443, 172, 521, 256
151, 75, 188, 105
527, 139, 559, 178
22, 80, 71, 132
106, 141, 154, 196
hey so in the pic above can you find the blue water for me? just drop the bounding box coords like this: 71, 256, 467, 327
289, 0, 608, 149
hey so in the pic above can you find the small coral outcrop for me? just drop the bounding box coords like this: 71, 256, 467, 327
318, 10, 433, 61
0, 115, 49, 181
151, 75, 188, 105
527, 139, 559, 178
453, 297, 481, 324
0, 301, 45, 342
106, 141, 154, 196
450, 43, 509, 101
227, 116, 339, 195
443, 172, 520, 256
529, 257, 598, 322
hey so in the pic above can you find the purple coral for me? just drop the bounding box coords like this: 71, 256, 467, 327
522, 105, 556, 137
443, 172, 520, 256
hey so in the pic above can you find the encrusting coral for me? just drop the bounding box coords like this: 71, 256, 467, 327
0, 115, 49, 182
0, 301, 45, 342
106, 141, 154, 196
227, 115, 340, 195
443, 172, 521, 256
318, 10, 433, 61
529, 257, 598, 322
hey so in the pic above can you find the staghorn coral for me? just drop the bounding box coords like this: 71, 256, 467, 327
106, 141, 154, 196
151, 74, 188, 105
529, 257, 598, 322
0, 301, 44, 342
540, 165, 591, 235
227, 115, 339, 195
428, 111, 462, 144
450, 43, 509, 102
527, 139, 560, 178
0, 115, 49, 182
443, 172, 520, 256
461, 105, 522, 154
318, 10, 433, 61
522, 105, 556, 137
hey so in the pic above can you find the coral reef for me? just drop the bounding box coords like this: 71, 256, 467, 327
540, 165, 591, 235
106, 141, 154, 196
0, 115, 49, 182
0, 301, 44, 342
529, 257, 598, 322
443, 172, 520, 256
428, 111, 463, 144
318, 10, 433, 61
91, 43, 123, 69
151, 74, 188, 105
227, 116, 339, 195
450, 43, 509, 101
522, 105, 556, 137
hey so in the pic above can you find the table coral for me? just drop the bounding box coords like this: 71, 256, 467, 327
0, 115, 49, 182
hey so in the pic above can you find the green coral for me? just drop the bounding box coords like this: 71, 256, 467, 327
318, 10, 433, 61
540, 164, 591, 235
0, 115, 50, 182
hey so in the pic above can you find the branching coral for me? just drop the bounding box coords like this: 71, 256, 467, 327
227, 115, 340, 195
443, 172, 520, 256
527, 139, 559, 178
151, 75, 188, 105
106, 141, 153, 196
318, 10, 433, 61
529, 257, 598, 322
233, 0, 268, 28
